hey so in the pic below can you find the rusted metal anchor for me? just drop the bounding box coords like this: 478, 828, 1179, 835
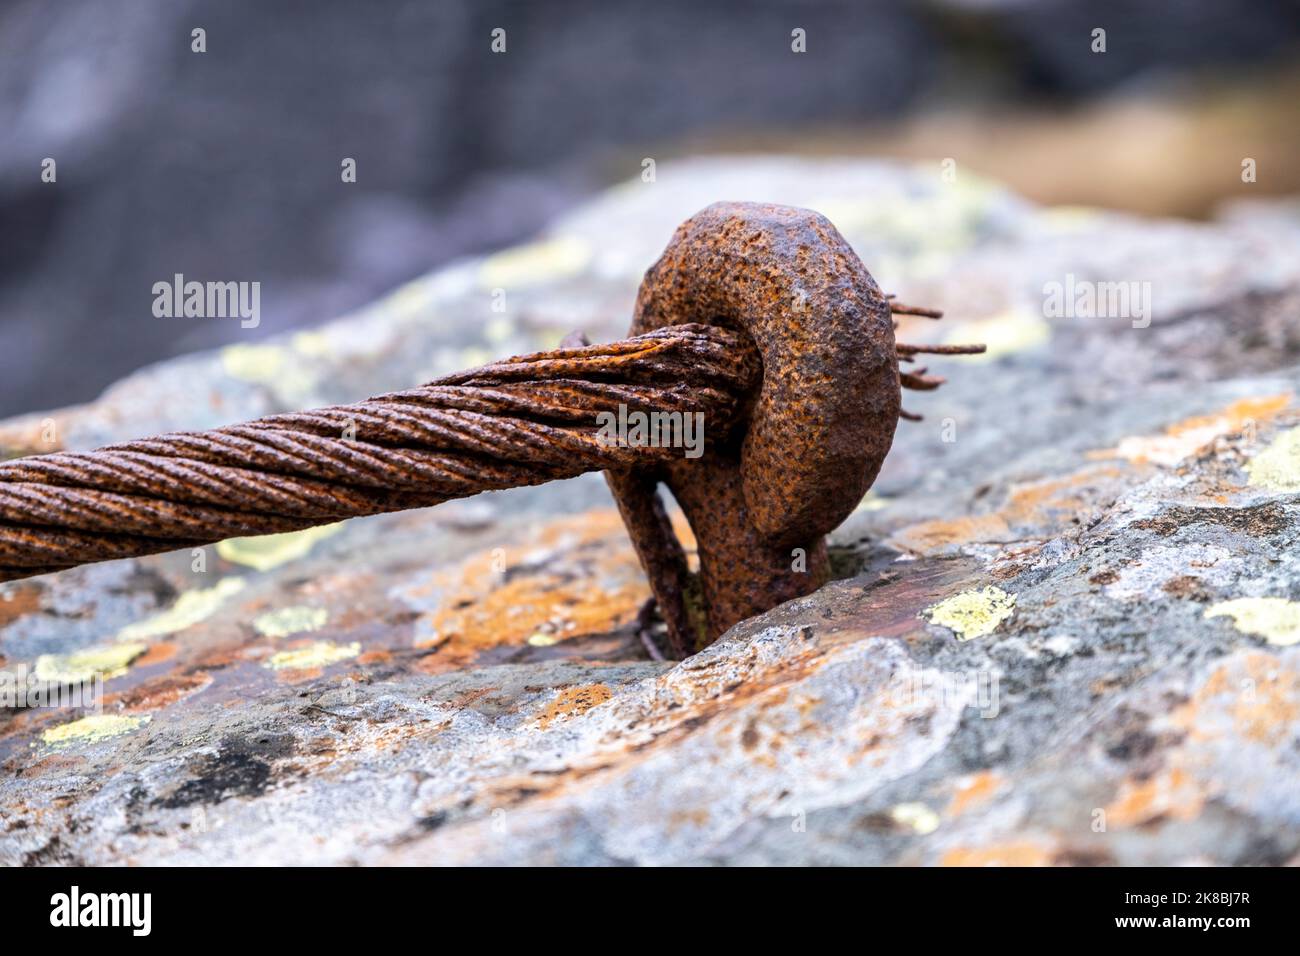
0, 200, 978, 660
607, 201, 977, 658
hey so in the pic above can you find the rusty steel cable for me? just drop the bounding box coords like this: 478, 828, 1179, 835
0, 316, 975, 589
0, 324, 761, 582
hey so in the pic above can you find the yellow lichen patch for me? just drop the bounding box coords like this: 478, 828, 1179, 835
1205, 597, 1300, 647
385, 276, 438, 322
253, 606, 328, 639
478, 235, 591, 289
948, 770, 1005, 817
941, 840, 1052, 867
483, 316, 514, 345
220, 343, 287, 383
1097, 393, 1291, 467
456, 346, 494, 368
220, 343, 321, 402
852, 491, 890, 514
941, 308, 1050, 362
41, 713, 149, 747
923, 587, 1016, 641
889, 802, 940, 835
265, 640, 360, 671
1245, 426, 1300, 493
811, 175, 999, 272
118, 577, 246, 640
217, 523, 344, 572
34, 642, 148, 684
1105, 766, 1204, 828
408, 510, 680, 664
1041, 205, 1104, 228
291, 330, 334, 358
536, 683, 613, 728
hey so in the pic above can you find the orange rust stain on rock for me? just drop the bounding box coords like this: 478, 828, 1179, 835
107, 672, 212, 713
892, 514, 1013, 554
1166, 395, 1290, 439
14, 752, 85, 778
412, 510, 687, 665
667, 807, 712, 831
273, 666, 324, 683
1094, 393, 1292, 466
0, 414, 69, 456
296, 570, 379, 601
1051, 844, 1116, 866
948, 770, 1005, 817
191, 648, 241, 670
357, 649, 393, 665
446, 686, 501, 710
413, 652, 449, 675
941, 840, 1053, 867
1105, 766, 1204, 828
1168, 651, 1299, 747
1162, 575, 1209, 600
133, 642, 178, 667
0, 585, 42, 627
336, 606, 381, 629
0, 708, 37, 742
536, 683, 613, 728
889, 465, 1127, 555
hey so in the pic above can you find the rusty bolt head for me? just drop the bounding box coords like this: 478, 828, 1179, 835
630, 201, 900, 548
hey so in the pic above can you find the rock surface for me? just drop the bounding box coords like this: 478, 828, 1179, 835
3, 158, 1300, 865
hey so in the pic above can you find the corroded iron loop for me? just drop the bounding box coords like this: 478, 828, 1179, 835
630, 201, 899, 547
607, 202, 904, 656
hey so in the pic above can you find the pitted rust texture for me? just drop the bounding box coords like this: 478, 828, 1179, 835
608, 202, 979, 656
0, 326, 759, 582
632, 202, 901, 543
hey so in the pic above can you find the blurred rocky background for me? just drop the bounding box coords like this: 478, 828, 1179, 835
2, 0, 1299, 417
